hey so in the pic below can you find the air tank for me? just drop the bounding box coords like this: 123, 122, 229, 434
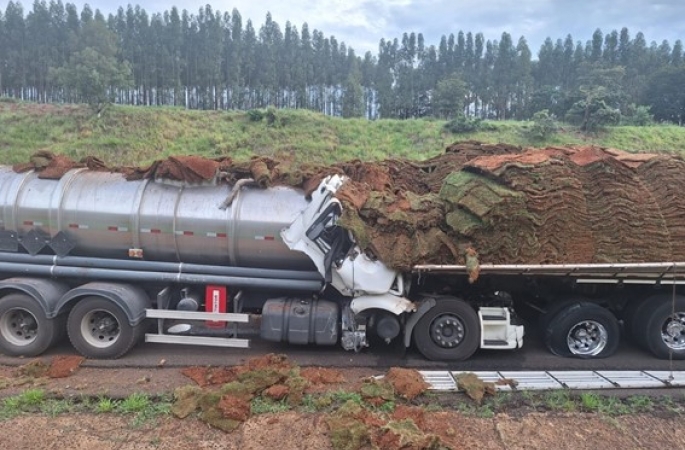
0, 166, 315, 270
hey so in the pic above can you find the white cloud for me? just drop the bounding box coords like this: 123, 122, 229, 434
1, 0, 681, 55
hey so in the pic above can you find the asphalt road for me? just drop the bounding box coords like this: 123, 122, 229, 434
3, 324, 685, 372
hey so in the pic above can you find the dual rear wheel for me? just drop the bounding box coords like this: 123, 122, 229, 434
625, 294, 685, 360
542, 295, 685, 360
66, 297, 145, 359
0, 293, 144, 359
0, 294, 64, 357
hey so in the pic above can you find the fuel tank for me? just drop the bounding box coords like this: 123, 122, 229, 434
0, 166, 315, 270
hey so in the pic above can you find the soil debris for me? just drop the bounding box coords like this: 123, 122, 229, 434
180, 366, 237, 387
47, 355, 85, 378
373, 419, 442, 450
325, 400, 444, 450
359, 377, 395, 407
13, 141, 685, 270
263, 384, 290, 401
13, 356, 83, 381
455, 372, 497, 405
125, 155, 224, 182
17, 360, 49, 378
173, 354, 308, 431
300, 367, 346, 385
171, 385, 204, 419
218, 394, 252, 422
385, 368, 430, 401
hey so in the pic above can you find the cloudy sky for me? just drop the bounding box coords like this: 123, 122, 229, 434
4, 0, 683, 56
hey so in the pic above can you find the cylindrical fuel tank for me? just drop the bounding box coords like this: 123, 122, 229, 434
0, 166, 314, 270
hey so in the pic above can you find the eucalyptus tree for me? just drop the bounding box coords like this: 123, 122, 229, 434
3, 1, 26, 98
49, 19, 132, 111
643, 66, 685, 124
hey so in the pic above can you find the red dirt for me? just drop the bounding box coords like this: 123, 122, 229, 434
263, 384, 290, 400
180, 366, 237, 387
393, 405, 428, 429
385, 367, 429, 400
300, 367, 346, 385
218, 394, 252, 422
239, 353, 293, 372
47, 355, 84, 378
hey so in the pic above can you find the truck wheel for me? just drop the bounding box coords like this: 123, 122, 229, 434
413, 298, 480, 361
639, 295, 685, 360
67, 297, 142, 359
0, 293, 59, 357
544, 302, 620, 358
539, 299, 582, 333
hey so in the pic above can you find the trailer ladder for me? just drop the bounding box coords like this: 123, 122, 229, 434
420, 370, 685, 391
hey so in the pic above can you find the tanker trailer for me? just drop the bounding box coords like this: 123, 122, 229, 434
0, 165, 525, 360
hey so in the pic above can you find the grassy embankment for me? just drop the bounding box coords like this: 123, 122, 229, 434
2, 99, 685, 166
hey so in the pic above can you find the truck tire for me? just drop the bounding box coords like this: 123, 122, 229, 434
544, 302, 620, 359
538, 299, 583, 334
639, 295, 685, 360
622, 297, 651, 348
67, 296, 143, 359
413, 298, 480, 361
0, 293, 60, 357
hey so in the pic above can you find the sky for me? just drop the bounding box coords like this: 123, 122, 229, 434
3, 0, 684, 56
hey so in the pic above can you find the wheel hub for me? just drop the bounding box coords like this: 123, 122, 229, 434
430, 315, 465, 349
82, 310, 121, 348
0, 308, 38, 346
566, 320, 608, 356
661, 313, 685, 350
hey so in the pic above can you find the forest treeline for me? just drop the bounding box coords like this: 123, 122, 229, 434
1, 1, 684, 125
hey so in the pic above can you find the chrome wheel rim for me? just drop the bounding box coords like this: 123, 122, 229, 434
0, 308, 39, 346
661, 312, 685, 350
81, 309, 120, 348
429, 314, 465, 349
566, 320, 608, 356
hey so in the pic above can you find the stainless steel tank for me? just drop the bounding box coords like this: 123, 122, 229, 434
0, 166, 314, 270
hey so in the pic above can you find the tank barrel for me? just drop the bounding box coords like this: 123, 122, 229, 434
0, 167, 314, 270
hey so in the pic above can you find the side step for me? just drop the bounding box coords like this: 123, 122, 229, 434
145, 334, 249, 348
145, 308, 251, 349
145, 309, 250, 322
478, 307, 524, 350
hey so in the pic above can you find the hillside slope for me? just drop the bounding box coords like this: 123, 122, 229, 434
2, 101, 685, 166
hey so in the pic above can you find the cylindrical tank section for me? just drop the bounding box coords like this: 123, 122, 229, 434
0, 166, 315, 270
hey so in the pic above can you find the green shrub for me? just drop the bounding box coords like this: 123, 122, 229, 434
443, 114, 495, 134
527, 109, 558, 140
247, 109, 264, 122
621, 104, 654, 126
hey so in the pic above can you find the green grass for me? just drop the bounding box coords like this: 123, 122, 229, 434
443, 390, 685, 418
116, 393, 171, 427
117, 392, 152, 413
250, 397, 291, 414
0, 389, 170, 427
95, 396, 117, 413
2, 102, 684, 167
